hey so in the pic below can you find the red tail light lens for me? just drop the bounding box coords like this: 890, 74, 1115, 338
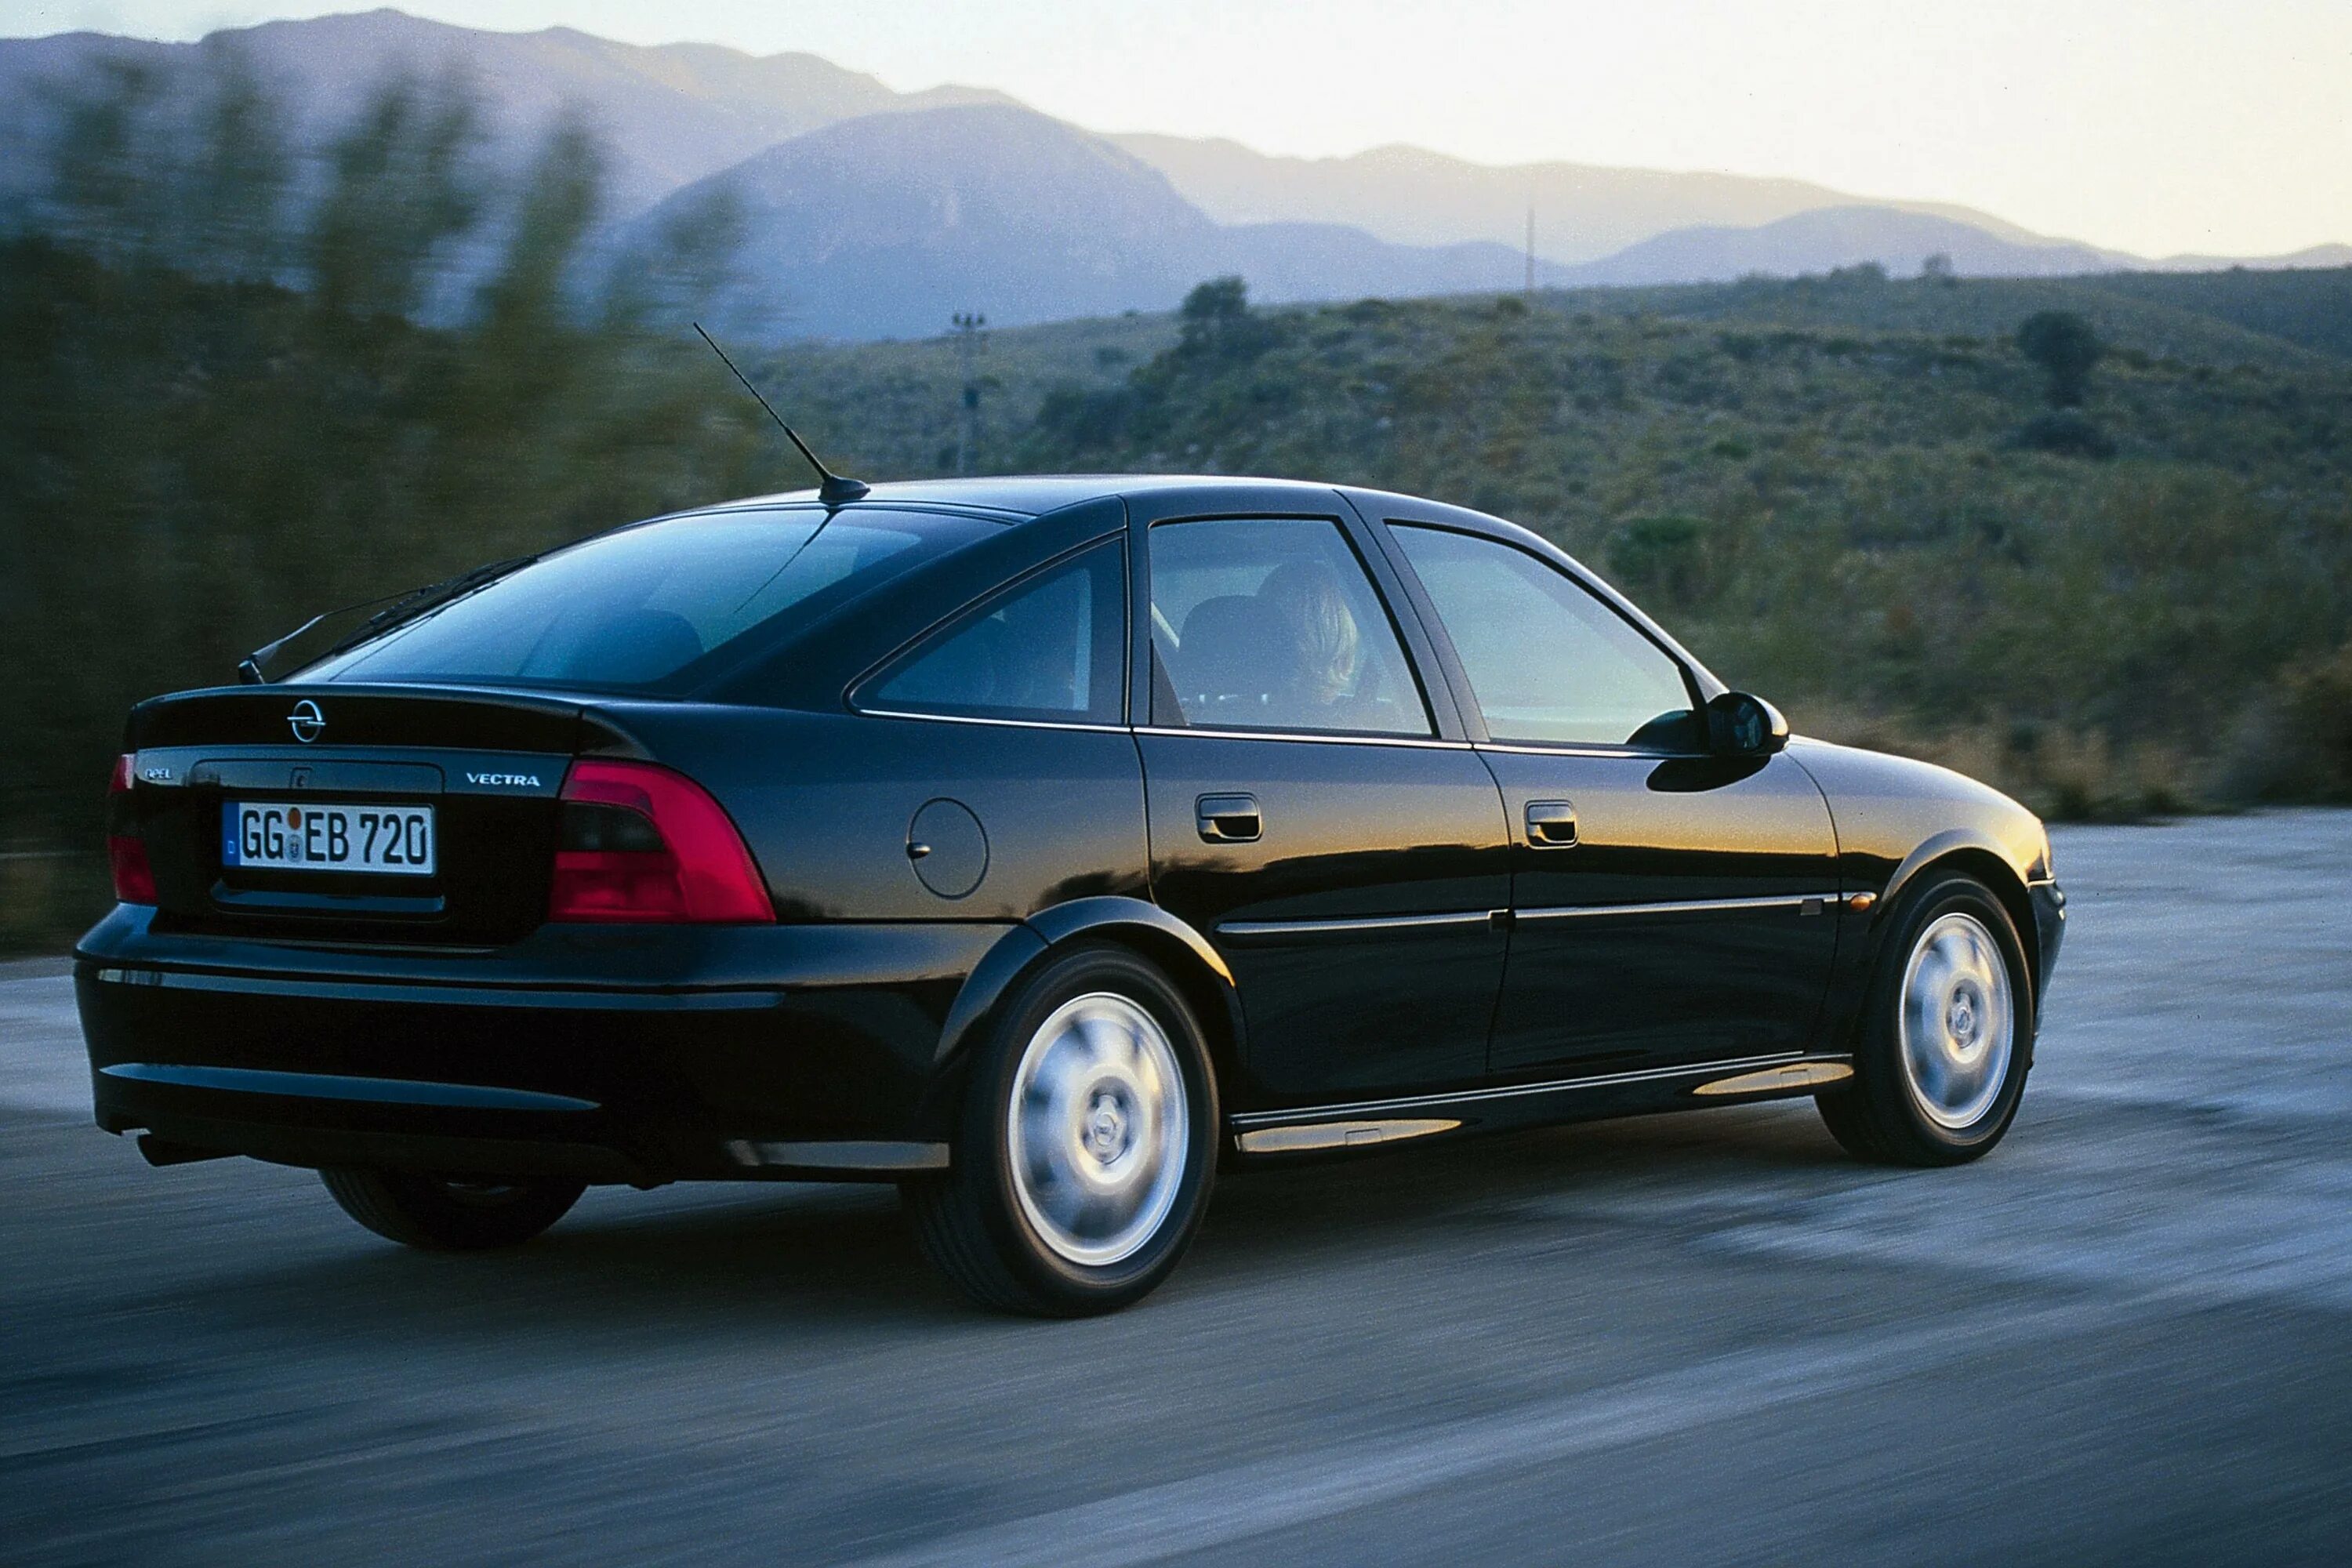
107, 753, 158, 905
549, 760, 773, 924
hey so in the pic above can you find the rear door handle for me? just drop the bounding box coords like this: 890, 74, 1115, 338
1196, 793, 1262, 844
1526, 800, 1578, 848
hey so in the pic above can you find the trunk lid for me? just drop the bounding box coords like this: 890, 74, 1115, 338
124, 684, 639, 946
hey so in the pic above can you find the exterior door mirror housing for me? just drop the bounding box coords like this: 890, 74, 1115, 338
1705, 691, 1789, 757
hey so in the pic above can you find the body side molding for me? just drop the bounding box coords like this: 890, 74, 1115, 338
1229, 1051, 1857, 1152
1512, 892, 1842, 924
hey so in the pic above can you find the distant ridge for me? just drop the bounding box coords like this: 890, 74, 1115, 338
1106, 133, 2073, 266
1555, 205, 2122, 287
2148, 242, 2352, 272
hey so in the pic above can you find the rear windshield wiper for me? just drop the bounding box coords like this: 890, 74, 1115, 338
237, 553, 539, 684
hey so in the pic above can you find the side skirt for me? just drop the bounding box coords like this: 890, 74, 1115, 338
1227, 1053, 1854, 1158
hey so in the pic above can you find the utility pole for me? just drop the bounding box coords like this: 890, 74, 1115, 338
951, 310, 986, 476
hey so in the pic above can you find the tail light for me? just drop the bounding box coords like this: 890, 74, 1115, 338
107, 753, 158, 905
549, 759, 773, 924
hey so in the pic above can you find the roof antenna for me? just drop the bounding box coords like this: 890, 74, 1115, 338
693, 322, 869, 505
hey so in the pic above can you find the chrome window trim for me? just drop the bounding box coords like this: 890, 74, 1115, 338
1474, 741, 1696, 760
1218, 910, 1496, 938
1132, 724, 1474, 751
849, 713, 1487, 748
1227, 1051, 1850, 1130
854, 706, 1133, 736
1514, 892, 1842, 924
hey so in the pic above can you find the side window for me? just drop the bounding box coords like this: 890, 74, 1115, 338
862, 540, 1126, 724
1149, 518, 1432, 737
1389, 524, 1697, 749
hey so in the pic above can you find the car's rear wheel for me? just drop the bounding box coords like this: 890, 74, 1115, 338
319, 1168, 586, 1250
1817, 872, 2034, 1166
904, 944, 1218, 1316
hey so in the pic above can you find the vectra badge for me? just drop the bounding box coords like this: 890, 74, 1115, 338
288, 699, 325, 744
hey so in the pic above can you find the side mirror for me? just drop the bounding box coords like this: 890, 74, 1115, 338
1705, 691, 1788, 757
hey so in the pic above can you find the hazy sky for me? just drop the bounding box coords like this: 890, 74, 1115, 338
5, 0, 2347, 257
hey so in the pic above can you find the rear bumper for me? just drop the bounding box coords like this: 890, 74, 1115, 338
76, 904, 1003, 1183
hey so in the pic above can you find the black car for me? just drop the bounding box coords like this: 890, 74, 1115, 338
80, 475, 2064, 1315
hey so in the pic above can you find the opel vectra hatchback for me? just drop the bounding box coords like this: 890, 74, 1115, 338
80, 476, 2063, 1315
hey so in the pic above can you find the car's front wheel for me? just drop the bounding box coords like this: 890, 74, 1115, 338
318, 1169, 586, 1250
905, 944, 1218, 1316
1817, 872, 2034, 1166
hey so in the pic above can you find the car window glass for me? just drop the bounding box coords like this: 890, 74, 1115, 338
300, 509, 993, 691
1390, 524, 1697, 748
866, 541, 1125, 724
1149, 518, 1430, 737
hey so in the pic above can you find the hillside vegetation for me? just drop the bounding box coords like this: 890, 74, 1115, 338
763, 264, 2352, 470
773, 269, 2352, 829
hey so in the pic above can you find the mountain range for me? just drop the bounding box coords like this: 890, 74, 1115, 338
627, 105, 1573, 338
3, 9, 2344, 338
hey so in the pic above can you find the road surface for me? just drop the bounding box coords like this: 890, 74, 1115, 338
4, 811, 2350, 1564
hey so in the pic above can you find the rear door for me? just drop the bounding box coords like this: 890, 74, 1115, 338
1133, 506, 1510, 1101
1377, 519, 1840, 1077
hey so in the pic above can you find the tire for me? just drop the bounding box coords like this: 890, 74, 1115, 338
1817, 872, 2034, 1167
319, 1168, 586, 1250
903, 943, 1218, 1316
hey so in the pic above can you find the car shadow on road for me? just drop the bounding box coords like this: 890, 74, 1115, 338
195, 1102, 1858, 1341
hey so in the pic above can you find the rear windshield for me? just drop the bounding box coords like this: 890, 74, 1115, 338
298, 507, 996, 691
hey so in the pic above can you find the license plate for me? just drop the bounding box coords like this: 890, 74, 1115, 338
222, 801, 436, 876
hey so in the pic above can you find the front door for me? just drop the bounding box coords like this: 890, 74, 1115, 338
1479, 749, 1842, 1073
1381, 521, 1840, 1076
1138, 514, 1510, 1100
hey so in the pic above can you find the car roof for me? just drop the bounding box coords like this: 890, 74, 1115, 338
705, 474, 1356, 520
604, 472, 1724, 707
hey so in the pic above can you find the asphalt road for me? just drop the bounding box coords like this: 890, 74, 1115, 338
5, 811, 2351, 1565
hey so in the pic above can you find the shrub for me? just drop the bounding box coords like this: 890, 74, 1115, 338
2016, 310, 2103, 406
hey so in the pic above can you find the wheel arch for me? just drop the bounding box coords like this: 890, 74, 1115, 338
921, 897, 1246, 1137
1879, 836, 2044, 1002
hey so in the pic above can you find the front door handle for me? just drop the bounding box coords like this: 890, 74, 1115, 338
1196, 793, 1262, 844
1526, 800, 1578, 848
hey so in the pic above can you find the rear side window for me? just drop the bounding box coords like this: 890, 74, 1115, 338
1149, 517, 1431, 737
861, 540, 1127, 724
300, 508, 996, 691
1389, 524, 1697, 749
